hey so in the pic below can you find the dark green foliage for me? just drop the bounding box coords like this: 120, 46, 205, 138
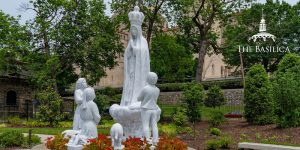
205, 139, 220, 150
97, 87, 122, 96
223, 1, 300, 71
276, 53, 300, 73
244, 64, 274, 125
172, 107, 189, 127
94, 94, 110, 115
0, 11, 30, 76
23, 134, 41, 148
37, 88, 63, 127
272, 53, 300, 128
0, 130, 24, 147
219, 136, 232, 149
7, 116, 22, 126
151, 34, 194, 82
158, 79, 243, 92
182, 83, 205, 123
205, 85, 226, 108
205, 136, 233, 150
208, 110, 226, 127
25, 0, 122, 90
210, 128, 221, 136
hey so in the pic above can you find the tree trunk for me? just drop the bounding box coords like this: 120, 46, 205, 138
146, 20, 154, 47
195, 40, 208, 82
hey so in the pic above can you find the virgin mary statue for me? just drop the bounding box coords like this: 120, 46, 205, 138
121, 5, 150, 106
110, 5, 155, 138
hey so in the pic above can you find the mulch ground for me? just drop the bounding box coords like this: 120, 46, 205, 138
178, 119, 300, 150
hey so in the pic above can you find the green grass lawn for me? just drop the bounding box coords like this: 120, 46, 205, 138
0, 127, 110, 135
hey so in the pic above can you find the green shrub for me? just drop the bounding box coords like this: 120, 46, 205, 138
205, 85, 226, 108
0, 124, 6, 128
208, 110, 226, 127
97, 87, 122, 96
0, 130, 24, 147
94, 94, 110, 115
158, 79, 243, 92
172, 107, 189, 127
219, 136, 232, 149
37, 87, 63, 127
210, 128, 221, 136
205, 139, 220, 150
7, 116, 22, 126
276, 53, 300, 73
244, 64, 274, 125
23, 134, 41, 147
272, 53, 300, 128
205, 136, 232, 150
158, 83, 190, 92
58, 121, 73, 128
25, 120, 49, 127
182, 83, 204, 123
201, 79, 243, 90
159, 124, 178, 137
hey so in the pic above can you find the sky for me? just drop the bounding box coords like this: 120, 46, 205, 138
0, 0, 298, 24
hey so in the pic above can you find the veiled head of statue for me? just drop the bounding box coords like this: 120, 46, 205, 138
84, 87, 96, 102
130, 26, 140, 39
76, 78, 87, 90
147, 72, 158, 85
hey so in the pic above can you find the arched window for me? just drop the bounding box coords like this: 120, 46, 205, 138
6, 91, 17, 105
211, 64, 215, 75
221, 66, 224, 77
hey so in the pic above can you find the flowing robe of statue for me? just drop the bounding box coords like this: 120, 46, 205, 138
110, 5, 160, 138
73, 78, 88, 130
121, 26, 150, 106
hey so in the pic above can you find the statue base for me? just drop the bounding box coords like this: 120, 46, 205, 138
109, 102, 144, 138
66, 144, 83, 150
109, 102, 161, 139
113, 145, 125, 150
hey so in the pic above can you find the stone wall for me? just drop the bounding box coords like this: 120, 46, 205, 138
0, 77, 34, 116
158, 89, 244, 105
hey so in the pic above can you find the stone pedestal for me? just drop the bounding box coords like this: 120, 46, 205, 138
113, 145, 125, 150
109, 103, 143, 138
66, 144, 83, 150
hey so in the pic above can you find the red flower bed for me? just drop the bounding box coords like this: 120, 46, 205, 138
46, 134, 187, 150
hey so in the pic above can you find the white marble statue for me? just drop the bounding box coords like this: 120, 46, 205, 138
73, 78, 88, 130
121, 5, 150, 106
66, 87, 101, 149
137, 72, 160, 145
110, 123, 124, 150
110, 5, 159, 138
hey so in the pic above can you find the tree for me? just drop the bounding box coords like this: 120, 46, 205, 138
223, 1, 300, 72
272, 53, 300, 128
182, 83, 205, 137
0, 11, 30, 76
24, 0, 123, 91
244, 64, 274, 125
177, 0, 255, 82
111, 0, 184, 45
37, 87, 63, 127
204, 85, 226, 108
151, 34, 195, 82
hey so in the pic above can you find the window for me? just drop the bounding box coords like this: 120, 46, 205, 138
6, 90, 17, 105
211, 64, 215, 75
221, 66, 224, 77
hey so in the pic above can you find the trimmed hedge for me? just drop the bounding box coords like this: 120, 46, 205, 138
158, 78, 242, 92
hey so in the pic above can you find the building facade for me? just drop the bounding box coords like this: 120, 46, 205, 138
0, 76, 34, 117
